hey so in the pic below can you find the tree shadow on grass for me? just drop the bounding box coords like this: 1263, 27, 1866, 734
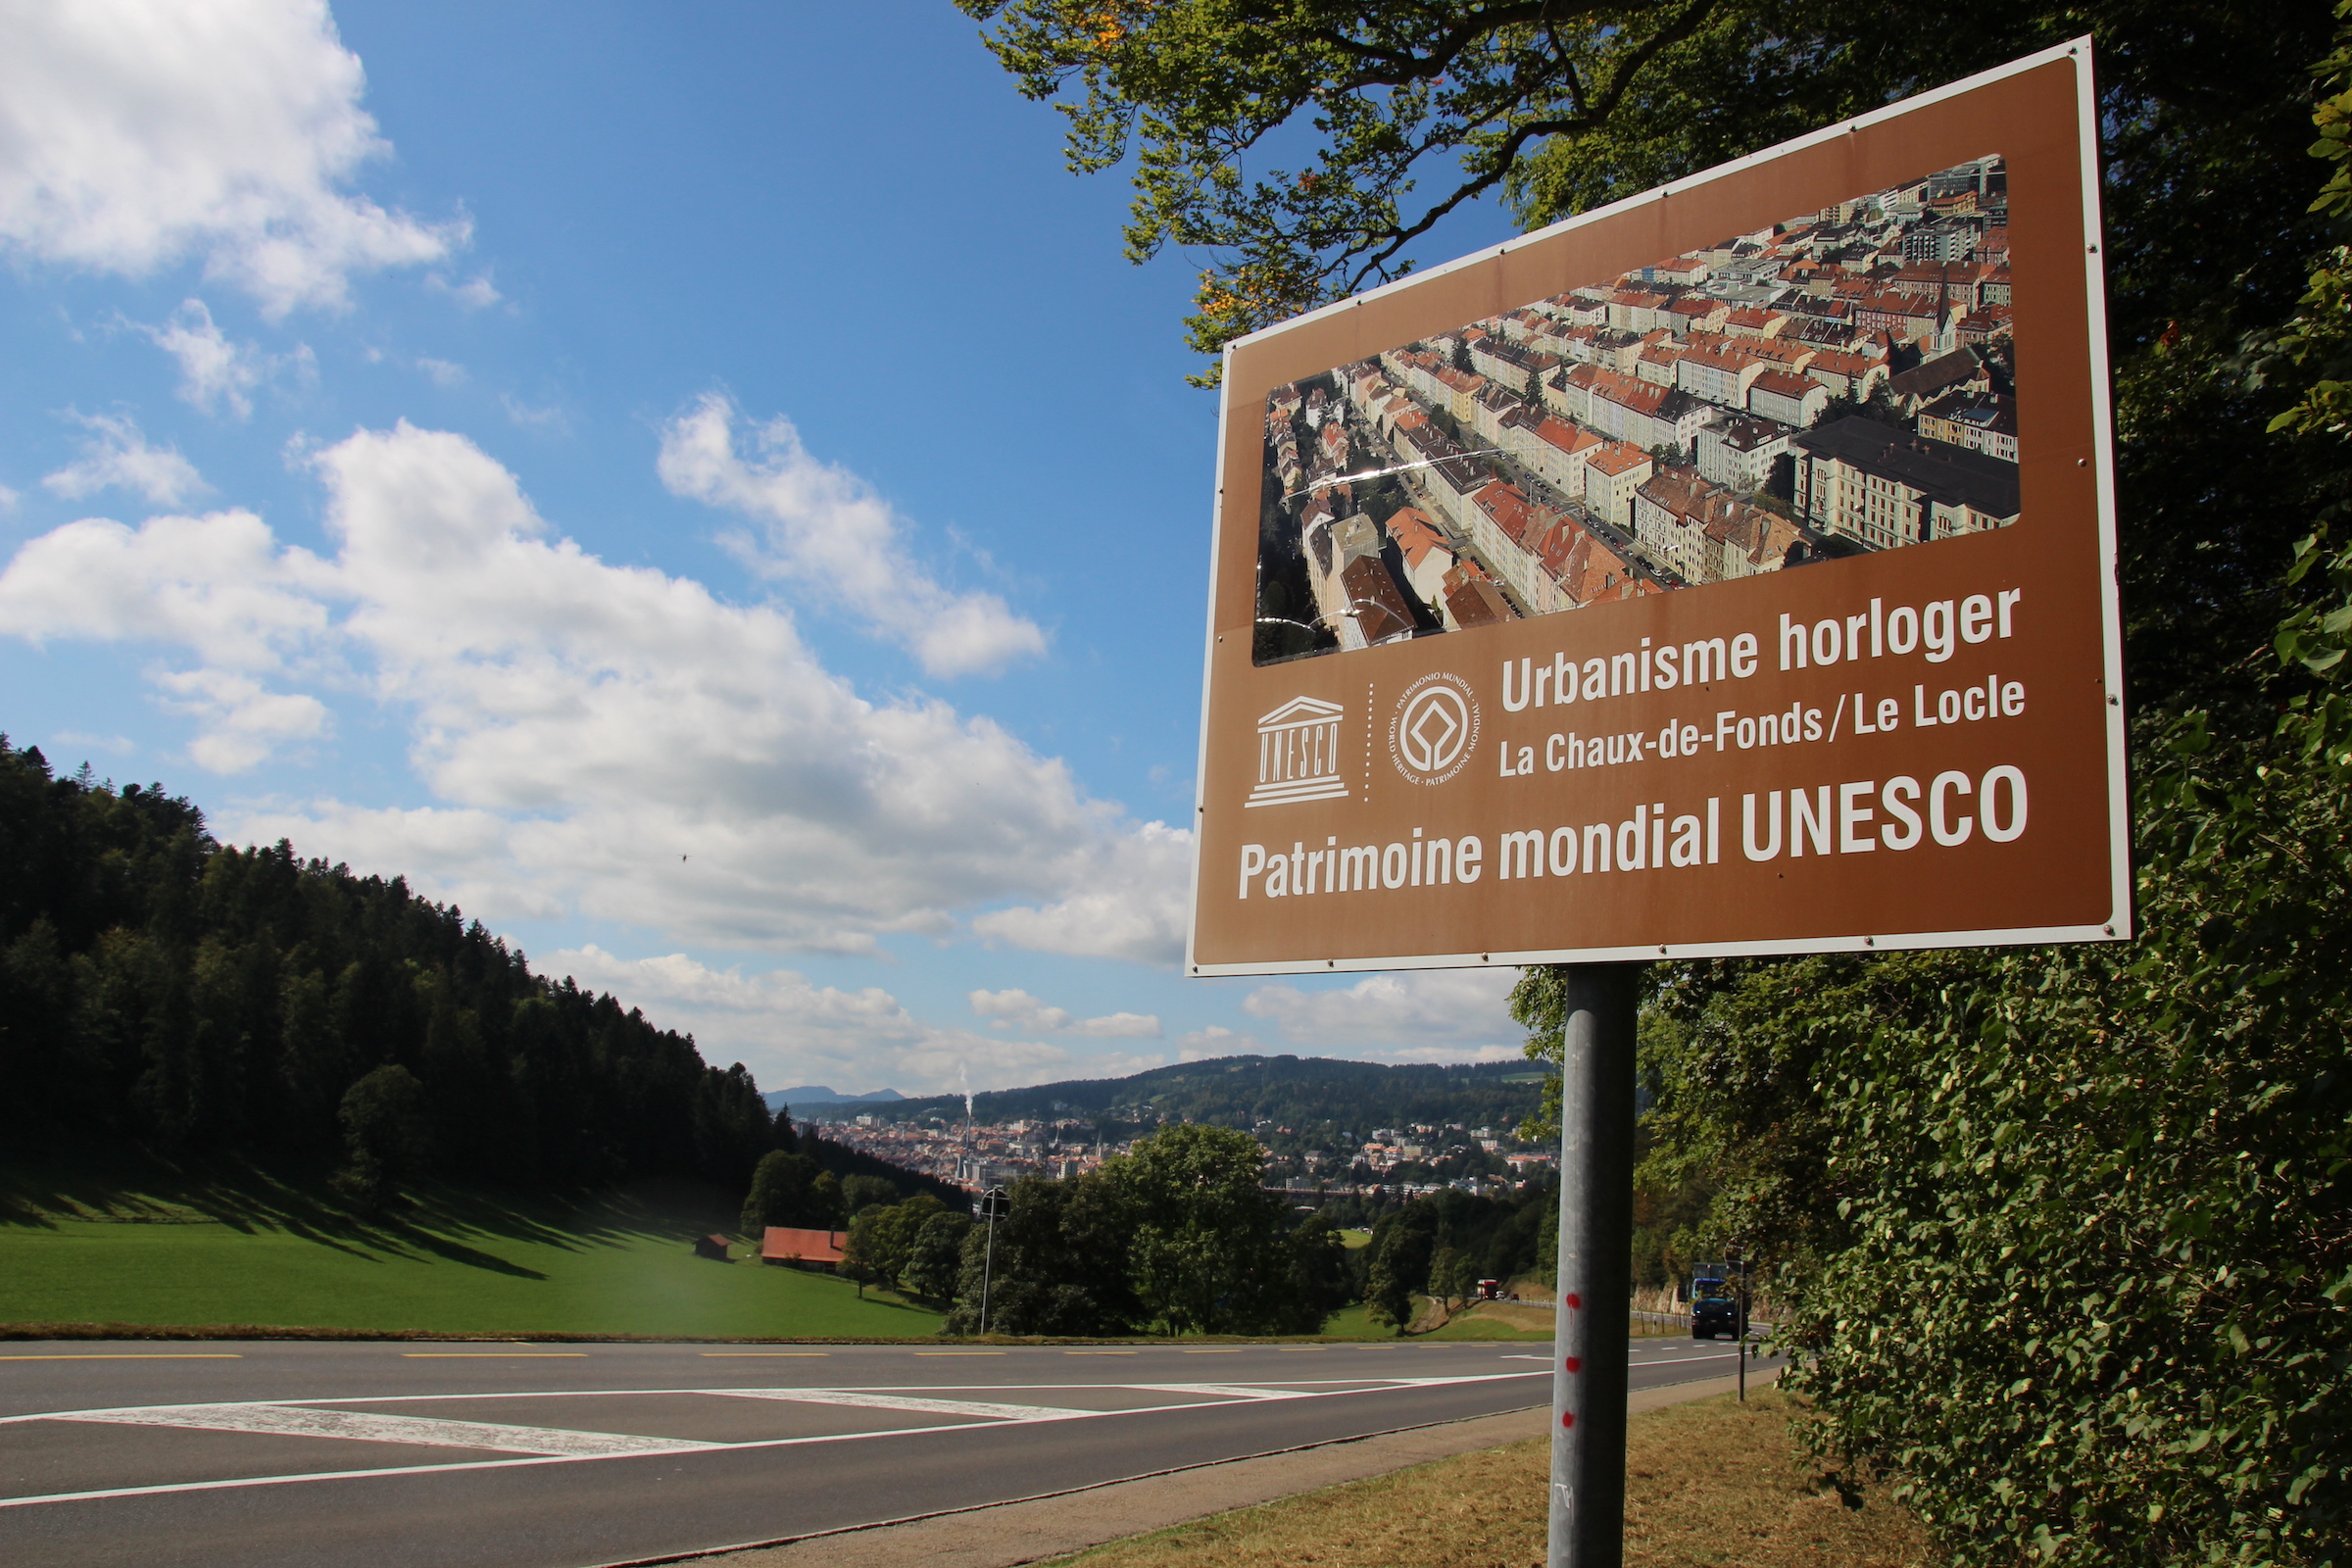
363, 1215, 548, 1279
2, 1141, 739, 1283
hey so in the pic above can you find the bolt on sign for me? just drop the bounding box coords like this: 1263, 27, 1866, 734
1187, 41, 2127, 976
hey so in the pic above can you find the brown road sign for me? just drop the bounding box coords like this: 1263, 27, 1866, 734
1187, 41, 2126, 977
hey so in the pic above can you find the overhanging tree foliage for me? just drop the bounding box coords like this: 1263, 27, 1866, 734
956, 0, 2333, 393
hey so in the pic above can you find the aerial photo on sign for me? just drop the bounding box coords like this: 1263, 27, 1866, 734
1256, 156, 2019, 665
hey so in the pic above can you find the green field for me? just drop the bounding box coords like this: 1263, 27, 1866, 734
1316, 1302, 1385, 1338
0, 1151, 943, 1340
1316, 1297, 1588, 1342
1412, 1306, 1555, 1341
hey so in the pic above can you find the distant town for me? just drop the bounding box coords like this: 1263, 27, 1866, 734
806, 1107, 1556, 1202
1256, 155, 2021, 662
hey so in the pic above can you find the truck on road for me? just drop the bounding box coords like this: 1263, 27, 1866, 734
1690, 1265, 1740, 1340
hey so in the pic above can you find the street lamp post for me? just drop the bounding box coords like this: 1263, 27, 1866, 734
976, 1185, 1007, 1336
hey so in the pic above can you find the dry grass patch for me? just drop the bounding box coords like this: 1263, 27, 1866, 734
1046, 1388, 1931, 1568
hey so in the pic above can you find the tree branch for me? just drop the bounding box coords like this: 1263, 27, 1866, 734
1335, 0, 1722, 293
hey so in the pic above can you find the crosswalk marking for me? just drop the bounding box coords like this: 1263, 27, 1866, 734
708, 1389, 1084, 1422
1, 1370, 1551, 1511
59, 1403, 720, 1457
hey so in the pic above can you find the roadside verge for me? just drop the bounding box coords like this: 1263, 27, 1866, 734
639, 1371, 1778, 1568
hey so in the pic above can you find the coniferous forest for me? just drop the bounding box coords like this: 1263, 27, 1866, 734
0, 736, 779, 1198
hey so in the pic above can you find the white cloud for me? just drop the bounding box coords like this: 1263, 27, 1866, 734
0, 418, 1189, 957
657, 394, 1048, 678
549, 946, 1164, 1094
969, 820, 1193, 965
0, 483, 17, 512
416, 357, 466, 388
0, 0, 462, 314
0, 501, 335, 772
154, 666, 329, 771
134, 299, 269, 417
1240, 968, 1523, 1047
51, 730, 136, 757
968, 988, 1161, 1039
0, 505, 329, 667
1175, 1023, 1260, 1062
41, 413, 208, 506
1356, 1042, 1529, 1066
502, 394, 567, 434
427, 270, 500, 309
226, 797, 566, 922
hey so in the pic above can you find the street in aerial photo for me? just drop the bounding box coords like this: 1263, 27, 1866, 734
1, 5, 2343, 1568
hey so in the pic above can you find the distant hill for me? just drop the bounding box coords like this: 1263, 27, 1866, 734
849, 1054, 1549, 1139
763, 1087, 904, 1113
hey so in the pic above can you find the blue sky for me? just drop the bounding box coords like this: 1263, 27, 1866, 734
0, 0, 1530, 1095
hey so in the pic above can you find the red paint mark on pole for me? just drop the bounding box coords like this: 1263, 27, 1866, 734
1563, 1293, 1582, 1309
1561, 1412, 1577, 1428
1564, 1356, 1583, 1372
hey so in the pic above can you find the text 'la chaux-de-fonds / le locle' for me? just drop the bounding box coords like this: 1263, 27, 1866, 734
1236, 579, 2053, 899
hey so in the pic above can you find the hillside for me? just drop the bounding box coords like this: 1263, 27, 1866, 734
0, 737, 776, 1194
764, 1087, 905, 1114
862, 1054, 1549, 1140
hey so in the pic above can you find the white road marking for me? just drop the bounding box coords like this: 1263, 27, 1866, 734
58, 1403, 718, 1457
0, 1354, 242, 1362
708, 1390, 1084, 1422
1121, 1383, 1307, 1401
0, 1371, 1550, 1510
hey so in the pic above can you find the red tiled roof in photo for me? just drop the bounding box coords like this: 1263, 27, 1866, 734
1587, 442, 1651, 478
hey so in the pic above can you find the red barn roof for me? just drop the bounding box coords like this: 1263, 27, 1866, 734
760, 1226, 845, 1265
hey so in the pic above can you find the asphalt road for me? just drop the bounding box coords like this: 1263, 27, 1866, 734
0, 1336, 1781, 1568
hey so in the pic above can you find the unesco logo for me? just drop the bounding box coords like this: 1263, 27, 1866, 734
1389, 671, 1479, 787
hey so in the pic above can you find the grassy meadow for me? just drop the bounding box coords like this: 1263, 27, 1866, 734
0, 1148, 943, 1339
1049, 1387, 1930, 1568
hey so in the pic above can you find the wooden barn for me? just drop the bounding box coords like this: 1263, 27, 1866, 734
759, 1226, 846, 1272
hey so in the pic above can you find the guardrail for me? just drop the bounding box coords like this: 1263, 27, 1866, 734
1497, 1301, 1777, 1333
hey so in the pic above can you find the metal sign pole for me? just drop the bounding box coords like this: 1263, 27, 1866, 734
1547, 963, 1639, 1568
1735, 1252, 1750, 1403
